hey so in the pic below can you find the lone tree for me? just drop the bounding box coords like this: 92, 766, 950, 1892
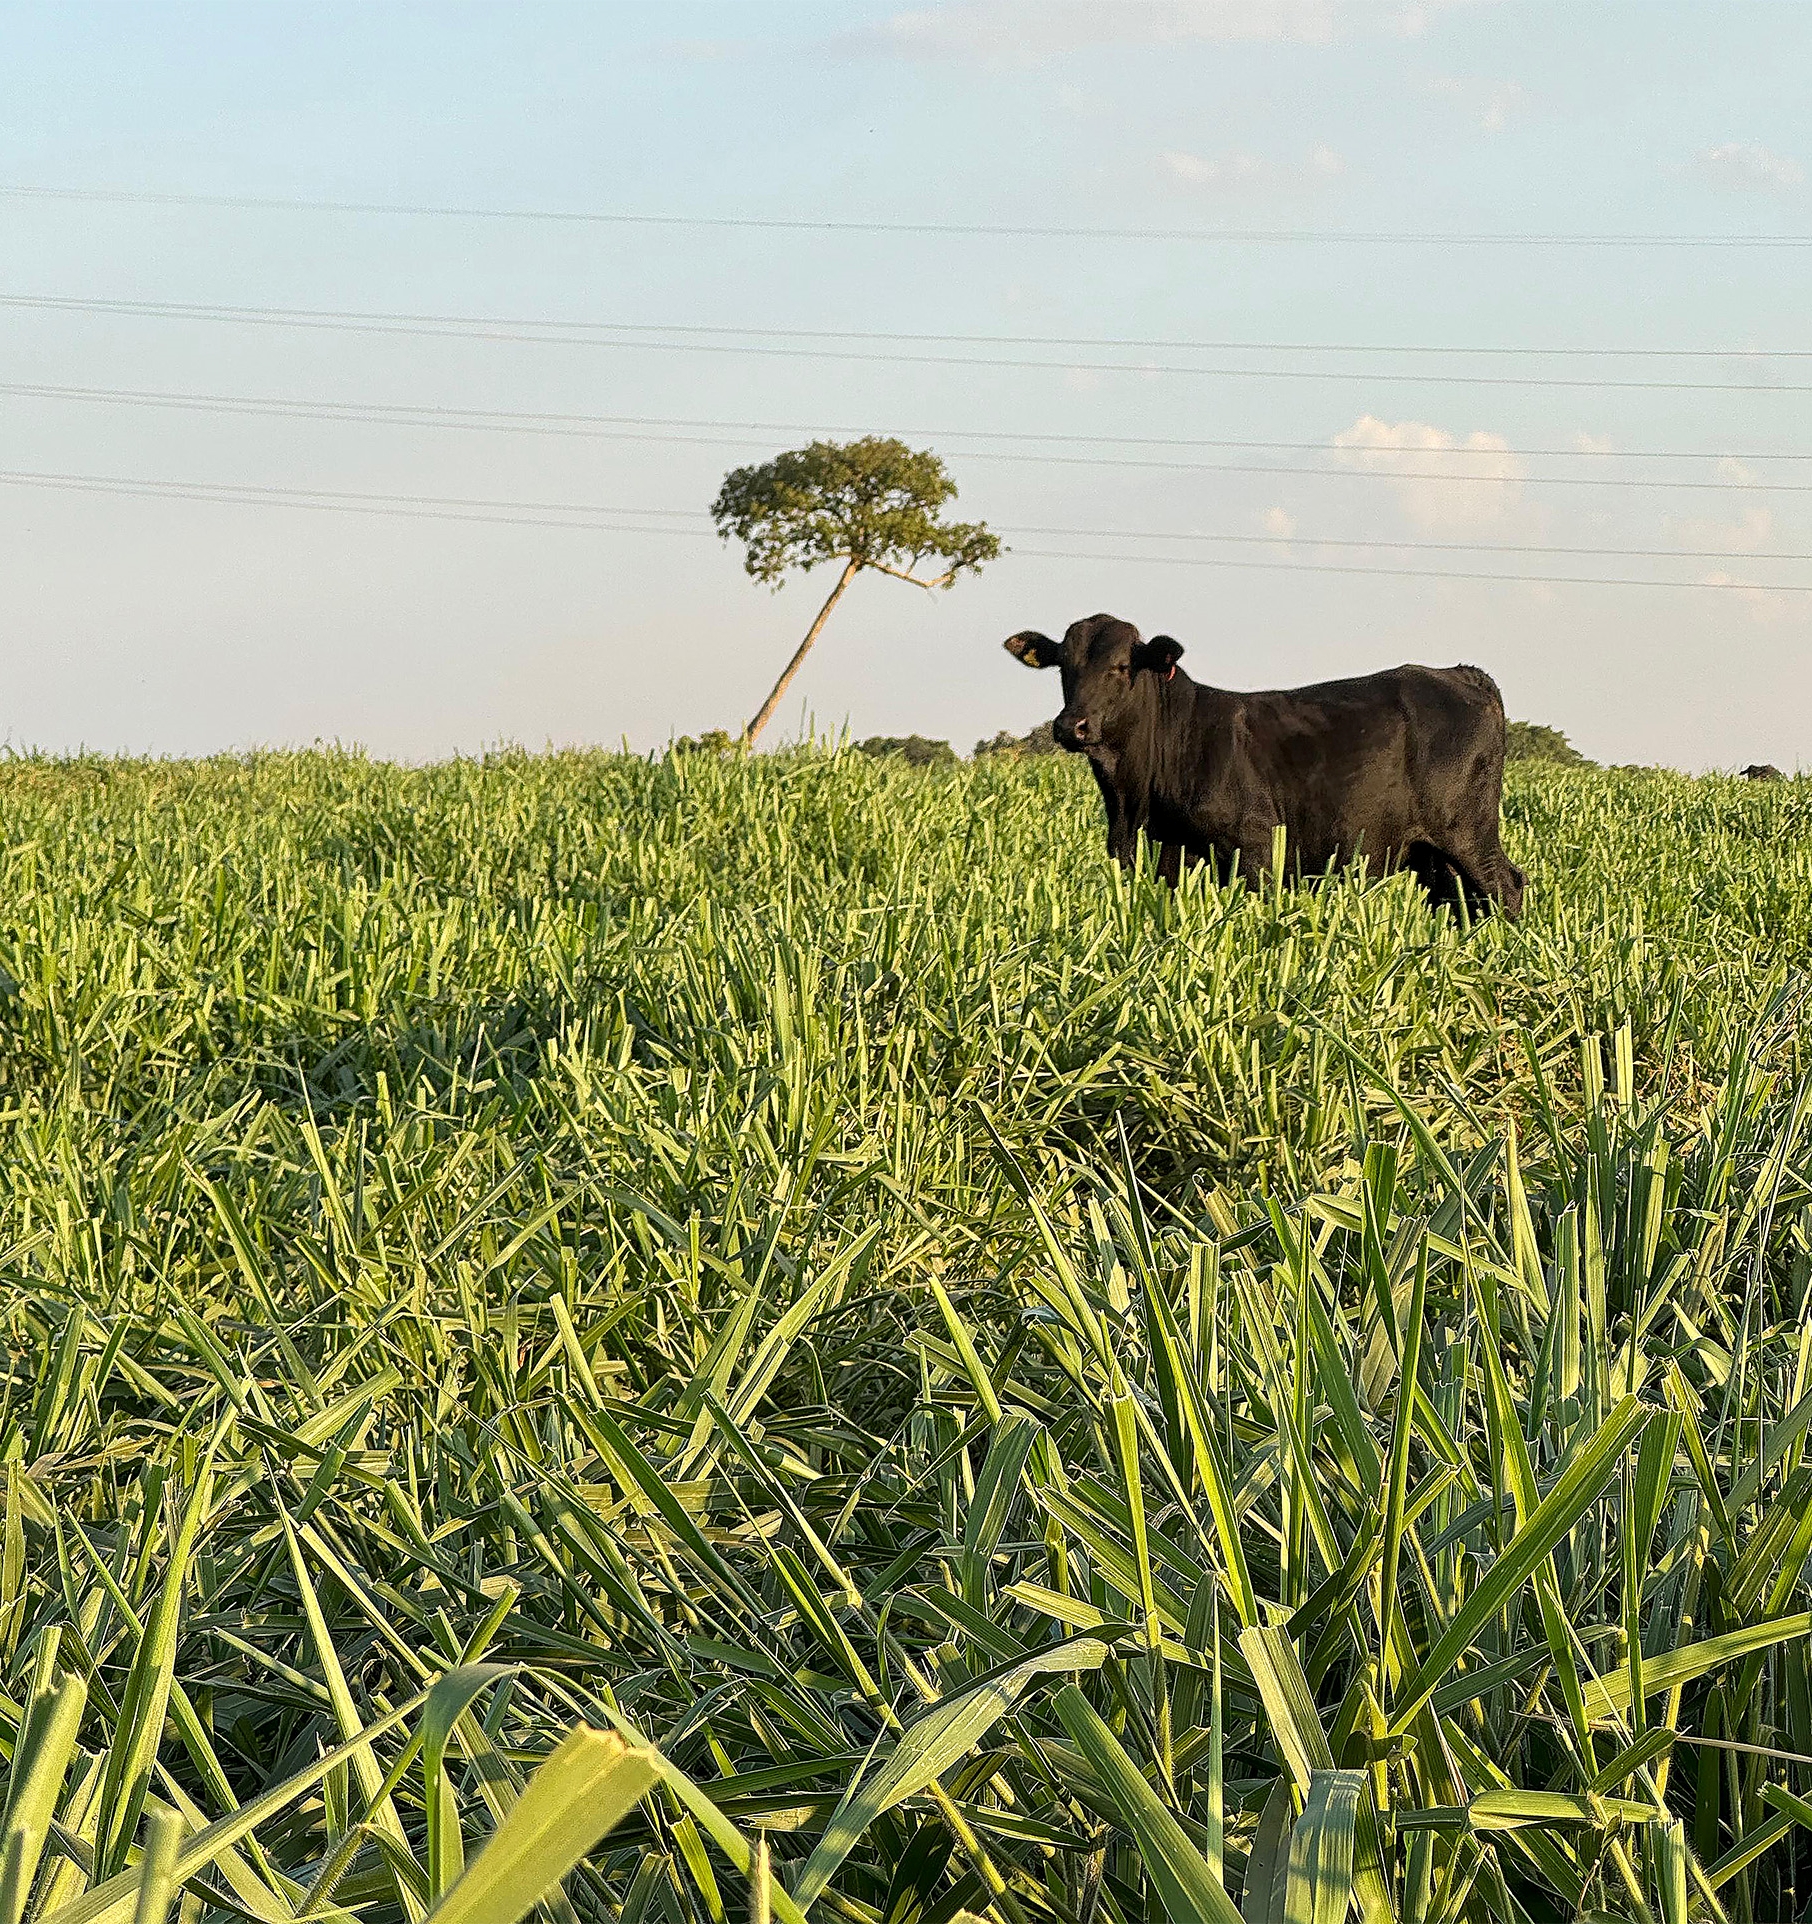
711, 436, 1000, 745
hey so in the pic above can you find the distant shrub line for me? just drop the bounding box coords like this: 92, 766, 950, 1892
828, 718, 1596, 767
1504, 719, 1593, 766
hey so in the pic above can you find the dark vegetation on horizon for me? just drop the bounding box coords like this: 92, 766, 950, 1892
1505, 719, 1593, 767
849, 717, 1595, 768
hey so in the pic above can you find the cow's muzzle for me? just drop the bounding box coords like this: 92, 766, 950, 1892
1054, 714, 1092, 749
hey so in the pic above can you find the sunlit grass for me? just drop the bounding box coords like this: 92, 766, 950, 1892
1, 745, 1811, 1922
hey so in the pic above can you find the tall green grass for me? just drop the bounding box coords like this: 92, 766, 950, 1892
1, 746, 1811, 1923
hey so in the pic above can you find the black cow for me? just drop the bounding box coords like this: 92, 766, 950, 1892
1005, 612, 1524, 918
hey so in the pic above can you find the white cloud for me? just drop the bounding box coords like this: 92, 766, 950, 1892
1698, 570, 1803, 627
1263, 506, 1297, 539
1697, 142, 1804, 193
841, 0, 1487, 58
1332, 414, 1525, 531
1162, 144, 1344, 190
1673, 503, 1775, 556
1164, 148, 1265, 186
1681, 489, 1800, 624
1573, 432, 1615, 455
1426, 74, 1524, 133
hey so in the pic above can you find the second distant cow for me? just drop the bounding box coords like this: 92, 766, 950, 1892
1004, 611, 1524, 919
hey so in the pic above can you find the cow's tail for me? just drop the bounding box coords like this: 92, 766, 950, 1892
1450, 663, 1505, 711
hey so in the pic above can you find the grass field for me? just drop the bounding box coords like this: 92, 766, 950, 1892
3, 746, 1812, 1924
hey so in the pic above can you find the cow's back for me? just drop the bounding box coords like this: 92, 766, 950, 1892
1214, 663, 1508, 870
1235, 663, 1499, 780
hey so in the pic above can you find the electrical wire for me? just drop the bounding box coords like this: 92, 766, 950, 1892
1005, 547, 1812, 591
5, 380, 1809, 460
0, 468, 700, 521
1007, 523, 1812, 565
919, 453, 1812, 491
3, 182, 1809, 248
5, 381, 1807, 492
4, 466, 1807, 590
25, 307, 1801, 358
4, 294, 1810, 393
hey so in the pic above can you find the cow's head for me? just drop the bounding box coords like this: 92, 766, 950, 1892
1003, 614, 1184, 751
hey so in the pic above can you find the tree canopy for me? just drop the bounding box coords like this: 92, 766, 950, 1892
1505, 720, 1593, 767
711, 436, 999, 591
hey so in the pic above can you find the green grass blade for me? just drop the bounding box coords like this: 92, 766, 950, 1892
282, 1518, 425, 1917
1377, 1242, 1427, 1702
40, 1690, 430, 1924
0, 1671, 87, 1924
1242, 1776, 1293, 1924
793, 1637, 1109, 1909
1388, 1396, 1650, 1736
94, 1446, 218, 1881
1240, 1627, 1336, 1793
1580, 1613, 1812, 1721
420, 1667, 517, 1905
1051, 1684, 1242, 1924
129, 1807, 183, 1924
1283, 1771, 1363, 1924
423, 1727, 660, 1924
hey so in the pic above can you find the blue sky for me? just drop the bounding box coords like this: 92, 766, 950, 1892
3, 1, 1808, 765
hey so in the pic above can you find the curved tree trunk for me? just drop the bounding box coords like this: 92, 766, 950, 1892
742, 557, 860, 746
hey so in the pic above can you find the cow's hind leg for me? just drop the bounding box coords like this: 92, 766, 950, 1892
1452, 861, 1499, 924
1150, 841, 1217, 889
1408, 838, 1519, 922
1404, 841, 1463, 912
1441, 829, 1524, 920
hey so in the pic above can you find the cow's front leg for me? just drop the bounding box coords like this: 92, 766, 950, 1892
1105, 807, 1137, 869
1104, 798, 1146, 870
1090, 769, 1138, 870
1155, 841, 1183, 887
1229, 823, 1283, 892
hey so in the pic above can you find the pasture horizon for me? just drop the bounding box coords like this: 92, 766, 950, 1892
0, 713, 1724, 777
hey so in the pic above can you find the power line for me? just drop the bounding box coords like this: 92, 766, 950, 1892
7, 380, 1809, 493
1008, 524, 1812, 565
10, 379, 1810, 461
926, 452, 1812, 491
0, 468, 699, 521
5, 467, 1809, 590
28, 303, 1796, 358
5, 294, 1810, 394
368, 325, 1812, 360
0, 469, 706, 536
3, 182, 1809, 248
377, 327, 1812, 361
1005, 546, 1812, 591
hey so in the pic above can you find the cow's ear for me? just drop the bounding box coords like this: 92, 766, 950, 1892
1004, 630, 1061, 669
1136, 634, 1184, 676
